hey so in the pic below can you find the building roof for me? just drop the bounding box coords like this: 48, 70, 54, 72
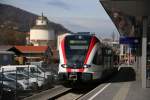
0, 46, 13, 51
12, 46, 48, 53
31, 25, 49, 30
37, 16, 47, 20
31, 24, 54, 30
0, 51, 14, 54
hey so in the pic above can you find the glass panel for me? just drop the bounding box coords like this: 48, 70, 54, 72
65, 35, 91, 67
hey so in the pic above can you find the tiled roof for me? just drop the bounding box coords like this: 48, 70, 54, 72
14, 46, 48, 53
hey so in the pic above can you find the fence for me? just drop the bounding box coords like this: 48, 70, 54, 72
0, 65, 54, 100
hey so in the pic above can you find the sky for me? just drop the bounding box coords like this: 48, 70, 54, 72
0, 0, 119, 39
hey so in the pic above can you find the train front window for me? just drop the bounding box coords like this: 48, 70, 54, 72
65, 35, 91, 67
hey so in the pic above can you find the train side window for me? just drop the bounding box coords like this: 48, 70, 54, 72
93, 51, 98, 65
97, 49, 103, 65
93, 48, 103, 65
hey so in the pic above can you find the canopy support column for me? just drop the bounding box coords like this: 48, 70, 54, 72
141, 17, 148, 88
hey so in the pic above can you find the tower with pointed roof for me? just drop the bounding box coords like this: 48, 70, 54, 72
30, 13, 55, 46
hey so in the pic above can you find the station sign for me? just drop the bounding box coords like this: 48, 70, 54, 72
119, 37, 141, 45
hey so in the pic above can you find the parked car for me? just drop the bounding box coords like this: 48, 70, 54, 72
16, 71, 46, 87
25, 61, 47, 68
0, 73, 23, 91
1, 72, 36, 90
0, 65, 52, 79
0, 83, 16, 100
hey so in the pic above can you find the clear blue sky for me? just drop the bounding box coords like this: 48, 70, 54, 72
1, 0, 119, 39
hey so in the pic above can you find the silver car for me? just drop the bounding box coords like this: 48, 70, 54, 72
2, 72, 37, 90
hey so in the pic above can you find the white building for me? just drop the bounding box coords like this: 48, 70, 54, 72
119, 44, 134, 64
30, 14, 55, 46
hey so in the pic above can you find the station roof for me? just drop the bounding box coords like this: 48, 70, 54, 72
99, 0, 150, 37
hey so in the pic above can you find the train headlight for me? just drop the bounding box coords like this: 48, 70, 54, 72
83, 64, 91, 68
61, 64, 68, 68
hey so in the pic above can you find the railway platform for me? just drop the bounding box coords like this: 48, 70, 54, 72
79, 64, 150, 100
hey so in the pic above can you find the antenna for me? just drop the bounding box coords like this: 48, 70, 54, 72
42, 12, 43, 23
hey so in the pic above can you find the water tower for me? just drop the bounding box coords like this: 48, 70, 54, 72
30, 14, 55, 46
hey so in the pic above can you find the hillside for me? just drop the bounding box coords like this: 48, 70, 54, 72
0, 3, 70, 45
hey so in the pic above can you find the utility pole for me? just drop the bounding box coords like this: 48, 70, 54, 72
111, 31, 115, 42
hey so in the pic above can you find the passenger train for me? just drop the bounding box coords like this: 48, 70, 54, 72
58, 34, 117, 82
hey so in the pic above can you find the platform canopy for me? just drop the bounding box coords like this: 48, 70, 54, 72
99, 0, 150, 37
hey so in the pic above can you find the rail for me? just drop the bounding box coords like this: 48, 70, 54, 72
23, 85, 71, 100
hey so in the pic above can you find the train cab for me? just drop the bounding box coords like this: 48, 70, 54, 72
58, 34, 116, 82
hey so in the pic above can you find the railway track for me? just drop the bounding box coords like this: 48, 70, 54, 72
50, 83, 100, 100
51, 89, 84, 100
23, 85, 72, 100
23, 74, 117, 100
51, 73, 118, 100
23, 82, 99, 100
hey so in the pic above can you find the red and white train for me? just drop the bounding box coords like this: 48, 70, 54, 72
58, 34, 117, 82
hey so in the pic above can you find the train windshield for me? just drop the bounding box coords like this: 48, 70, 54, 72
65, 35, 91, 67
